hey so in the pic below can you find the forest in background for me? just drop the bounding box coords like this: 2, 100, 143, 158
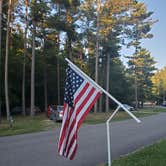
0, 0, 166, 120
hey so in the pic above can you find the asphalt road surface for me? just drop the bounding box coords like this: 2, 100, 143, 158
0, 113, 166, 166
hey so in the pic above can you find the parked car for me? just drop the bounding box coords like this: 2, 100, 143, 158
123, 104, 135, 111
162, 101, 166, 107
47, 105, 64, 122
56, 105, 64, 121
25, 106, 41, 115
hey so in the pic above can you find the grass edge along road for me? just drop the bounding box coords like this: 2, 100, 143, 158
0, 107, 165, 136
84, 107, 166, 124
100, 139, 166, 166
0, 114, 60, 136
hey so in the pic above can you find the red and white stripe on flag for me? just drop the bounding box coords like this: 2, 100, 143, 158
58, 65, 101, 160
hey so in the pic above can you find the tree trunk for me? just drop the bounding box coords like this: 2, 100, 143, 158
22, 0, 28, 116
105, 53, 110, 112
0, 0, 2, 123
163, 91, 166, 103
94, 0, 100, 113
57, 5, 61, 105
5, 0, 12, 121
30, 20, 36, 117
57, 58, 60, 105
134, 71, 138, 110
43, 37, 48, 114
44, 59, 48, 113
68, 39, 72, 60
99, 61, 104, 112
99, 92, 103, 112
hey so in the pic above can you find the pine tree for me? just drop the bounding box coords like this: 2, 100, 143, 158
125, 1, 156, 109
151, 67, 166, 104
5, 0, 12, 121
128, 48, 156, 107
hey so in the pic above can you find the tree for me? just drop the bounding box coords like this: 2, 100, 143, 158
0, 0, 2, 122
48, 0, 80, 106
29, 0, 50, 117
110, 58, 134, 103
101, 30, 121, 112
93, 0, 100, 113
40, 3, 50, 112
124, 1, 156, 109
30, 0, 41, 117
22, 0, 29, 116
98, 0, 134, 112
30, 0, 36, 117
151, 67, 166, 104
5, 0, 12, 121
128, 48, 156, 107
0, 0, 157, 117
1, 0, 25, 118
80, 0, 134, 112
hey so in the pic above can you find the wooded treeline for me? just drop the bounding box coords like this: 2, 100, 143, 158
0, 0, 164, 120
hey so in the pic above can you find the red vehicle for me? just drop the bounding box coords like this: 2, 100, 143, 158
47, 105, 52, 117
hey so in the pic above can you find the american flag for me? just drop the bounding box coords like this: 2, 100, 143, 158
58, 65, 102, 160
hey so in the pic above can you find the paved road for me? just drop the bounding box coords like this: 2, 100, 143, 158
0, 113, 166, 166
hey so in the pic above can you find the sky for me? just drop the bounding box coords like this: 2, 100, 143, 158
142, 0, 166, 69
121, 0, 166, 70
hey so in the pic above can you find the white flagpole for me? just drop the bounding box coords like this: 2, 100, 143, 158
106, 105, 121, 166
65, 58, 141, 123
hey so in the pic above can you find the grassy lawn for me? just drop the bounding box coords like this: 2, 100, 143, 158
84, 107, 166, 124
0, 113, 58, 136
84, 111, 156, 124
0, 107, 165, 136
103, 139, 166, 166
139, 107, 166, 113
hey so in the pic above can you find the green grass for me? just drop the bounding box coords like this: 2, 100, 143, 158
84, 107, 166, 124
0, 113, 58, 136
0, 107, 165, 136
108, 139, 166, 166
139, 107, 166, 113
84, 111, 157, 124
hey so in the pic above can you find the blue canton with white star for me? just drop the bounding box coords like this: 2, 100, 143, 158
64, 66, 84, 108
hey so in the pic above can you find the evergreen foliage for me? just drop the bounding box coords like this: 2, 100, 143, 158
0, 0, 158, 118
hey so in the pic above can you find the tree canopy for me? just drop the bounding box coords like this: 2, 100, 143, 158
0, 0, 161, 119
